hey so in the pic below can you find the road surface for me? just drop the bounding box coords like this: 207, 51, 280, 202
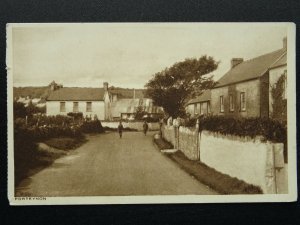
16, 131, 217, 196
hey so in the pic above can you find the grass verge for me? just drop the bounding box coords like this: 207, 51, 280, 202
43, 137, 87, 150
154, 136, 263, 195
15, 137, 87, 186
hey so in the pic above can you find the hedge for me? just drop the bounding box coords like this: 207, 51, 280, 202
80, 120, 104, 133
198, 116, 287, 143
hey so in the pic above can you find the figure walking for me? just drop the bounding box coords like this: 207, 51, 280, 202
143, 121, 149, 136
118, 121, 124, 138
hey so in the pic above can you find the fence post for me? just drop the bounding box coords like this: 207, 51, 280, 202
195, 119, 200, 160
173, 118, 179, 150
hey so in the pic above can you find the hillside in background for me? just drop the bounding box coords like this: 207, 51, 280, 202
13, 86, 51, 99
13, 86, 147, 100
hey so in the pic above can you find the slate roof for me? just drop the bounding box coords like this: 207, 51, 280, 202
47, 87, 105, 101
186, 90, 211, 105
110, 88, 144, 99
215, 48, 286, 87
269, 52, 287, 69
110, 99, 140, 118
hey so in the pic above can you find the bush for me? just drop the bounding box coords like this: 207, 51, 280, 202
144, 117, 160, 123
198, 116, 287, 143
80, 120, 104, 133
28, 115, 73, 127
14, 101, 27, 119
67, 112, 83, 121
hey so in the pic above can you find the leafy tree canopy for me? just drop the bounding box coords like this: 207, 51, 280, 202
145, 56, 218, 117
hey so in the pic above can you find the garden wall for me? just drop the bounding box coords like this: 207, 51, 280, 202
101, 121, 160, 131
162, 125, 199, 160
178, 126, 199, 160
200, 130, 286, 194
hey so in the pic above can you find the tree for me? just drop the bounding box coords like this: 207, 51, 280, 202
271, 74, 287, 123
135, 105, 147, 120
145, 56, 218, 117
13, 101, 27, 119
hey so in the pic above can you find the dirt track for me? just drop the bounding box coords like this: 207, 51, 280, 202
16, 131, 217, 196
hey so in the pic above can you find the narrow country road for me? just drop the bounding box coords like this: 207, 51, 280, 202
16, 131, 217, 196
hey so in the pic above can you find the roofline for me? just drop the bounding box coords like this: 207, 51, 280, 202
268, 51, 287, 69
214, 77, 259, 88
215, 48, 287, 88
269, 63, 287, 70
186, 99, 210, 106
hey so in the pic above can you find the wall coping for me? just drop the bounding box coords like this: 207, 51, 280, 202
201, 130, 271, 144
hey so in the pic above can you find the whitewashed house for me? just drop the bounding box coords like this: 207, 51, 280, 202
46, 82, 110, 120
46, 82, 162, 121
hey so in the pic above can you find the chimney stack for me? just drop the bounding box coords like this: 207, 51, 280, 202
231, 58, 244, 69
103, 82, 108, 91
283, 37, 287, 49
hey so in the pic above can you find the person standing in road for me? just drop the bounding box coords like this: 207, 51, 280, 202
143, 121, 149, 136
118, 121, 124, 138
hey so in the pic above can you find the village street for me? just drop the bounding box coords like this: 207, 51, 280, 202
16, 131, 217, 196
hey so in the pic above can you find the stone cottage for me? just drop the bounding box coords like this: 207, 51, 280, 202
186, 38, 287, 118
185, 90, 211, 117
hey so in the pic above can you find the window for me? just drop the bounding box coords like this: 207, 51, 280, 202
73, 102, 79, 112
229, 95, 234, 112
220, 96, 224, 112
60, 102, 66, 112
200, 102, 207, 115
86, 102, 92, 112
240, 92, 246, 111
194, 103, 199, 115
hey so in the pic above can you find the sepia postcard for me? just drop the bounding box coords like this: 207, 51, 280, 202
7, 23, 297, 205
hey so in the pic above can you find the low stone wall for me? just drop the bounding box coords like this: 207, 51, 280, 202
178, 126, 199, 160
161, 125, 176, 147
101, 121, 160, 131
162, 125, 199, 160
200, 130, 285, 194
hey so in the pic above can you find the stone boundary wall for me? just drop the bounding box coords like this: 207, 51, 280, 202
178, 126, 199, 160
161, 125, 176, 146
101, 121, 160, 131
200, 130, 285, 194
162, 125, 199, 160
161, 124, 287, 194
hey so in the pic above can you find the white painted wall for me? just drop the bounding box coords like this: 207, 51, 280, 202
46, 101, 105, 120
200, 130, 285, 193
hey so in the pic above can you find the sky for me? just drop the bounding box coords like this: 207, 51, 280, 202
11, 23, 288, 88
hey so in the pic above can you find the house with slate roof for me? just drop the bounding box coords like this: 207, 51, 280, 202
46, 85, 108, 120
185, 90, 211, 117
186, 38, 287, 118
210, 37, 287, 118
46, 82, 163, 121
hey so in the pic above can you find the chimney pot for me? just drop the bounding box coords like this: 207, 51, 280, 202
103, 82, 108, 91
231, 58, 244, 69
283, 37, 287, 49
